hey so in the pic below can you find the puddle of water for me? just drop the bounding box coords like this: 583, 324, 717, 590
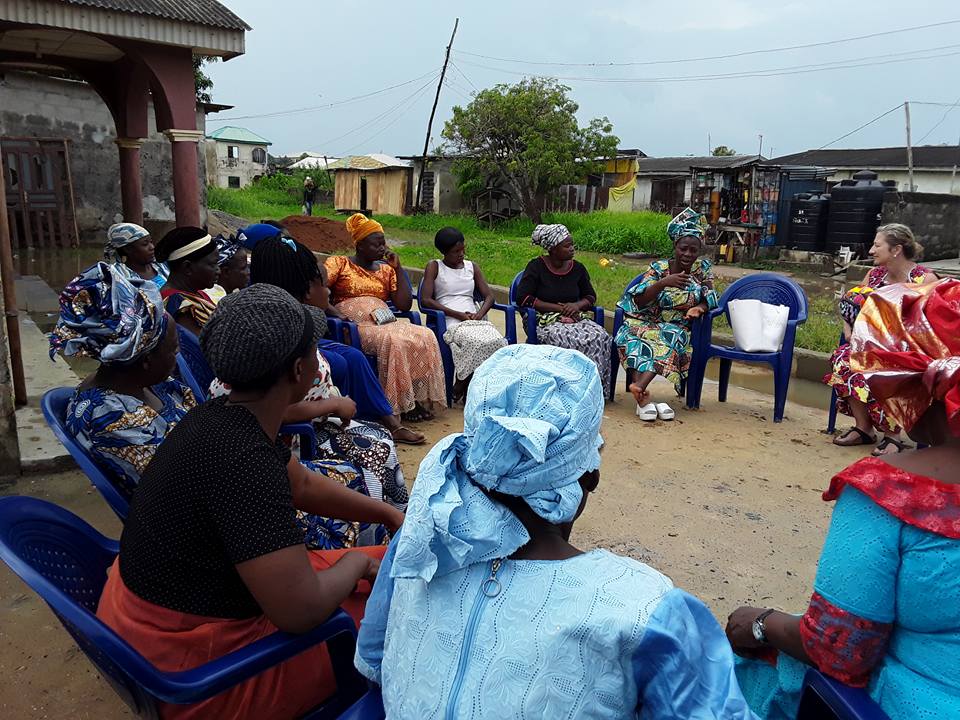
702, 358, 830, 412
14, 246, 103, 293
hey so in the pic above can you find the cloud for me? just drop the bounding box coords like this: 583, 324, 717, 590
592, 0, 801, 32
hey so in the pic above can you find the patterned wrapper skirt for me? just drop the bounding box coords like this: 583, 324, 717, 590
615, 319, 690, 392
823, 344, 899, 433
537, 319, 612, 399
443, 319, 508, 381
96, 549, 384, 720
335, 297, 446, 414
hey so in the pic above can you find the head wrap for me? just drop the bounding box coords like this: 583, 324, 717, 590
667, 207, 707, 242
104, 222, 150, 263
200, 283, 327, 387
391, 344, 604, 582
49, 262, 167, 364
850, 279, 960, 436
239, 223, 282, 250
531, 224, 571, 252
215, 234, 244, 267
345, 213, 383, 245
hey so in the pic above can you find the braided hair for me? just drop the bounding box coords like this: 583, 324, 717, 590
249, 236, 320, 302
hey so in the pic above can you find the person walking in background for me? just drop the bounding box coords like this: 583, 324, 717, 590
303, 176, 317, 216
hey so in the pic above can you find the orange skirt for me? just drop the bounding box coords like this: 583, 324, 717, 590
96, 546, 386, 720
335, 296, 445, 414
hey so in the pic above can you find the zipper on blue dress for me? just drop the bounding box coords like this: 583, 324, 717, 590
444, 559, 503, 720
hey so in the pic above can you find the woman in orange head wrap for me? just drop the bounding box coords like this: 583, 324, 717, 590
324, 214, 445, 421
726, 278, 960, 720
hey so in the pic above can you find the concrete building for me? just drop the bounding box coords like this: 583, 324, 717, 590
767, 146, 960, 194
402, 155, 466, 214
206, 125, 271, 188
0, 0, 249, 244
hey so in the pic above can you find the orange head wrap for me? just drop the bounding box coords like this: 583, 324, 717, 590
850, 278, 960, 436
345, 213, 383, 245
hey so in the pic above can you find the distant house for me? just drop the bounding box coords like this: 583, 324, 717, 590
767, 146, 960, 194
634, 155, 762, 212
206, 126, 271, 189
328, 154, 412, 215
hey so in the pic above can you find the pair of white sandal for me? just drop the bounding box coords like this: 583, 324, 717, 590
636, 402, 675, 422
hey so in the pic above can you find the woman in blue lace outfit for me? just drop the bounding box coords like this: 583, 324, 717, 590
356, 344, 756, 719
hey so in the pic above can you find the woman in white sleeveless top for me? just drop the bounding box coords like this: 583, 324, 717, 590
421, 228, 507, 403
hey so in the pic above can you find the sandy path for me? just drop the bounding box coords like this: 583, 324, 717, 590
0, 378, 868, 718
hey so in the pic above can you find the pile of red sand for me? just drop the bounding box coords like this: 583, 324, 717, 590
280, 215, 353, 253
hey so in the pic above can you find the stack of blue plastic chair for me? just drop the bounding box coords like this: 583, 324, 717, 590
508, 271, 618, 400
685, 273, 808, 423
797, 669, 890, 719
0, 495, 381, 719
174, 325, 318, 460
416, 277, 517, 406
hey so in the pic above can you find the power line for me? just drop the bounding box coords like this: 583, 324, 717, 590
455, 45, 960, 84
335, 77, 439, 156
455, 18, 960, 67
916, 95, 960, 143
449, 60, 479, 92
212, 68, 442, 121
817, 103, 905, 149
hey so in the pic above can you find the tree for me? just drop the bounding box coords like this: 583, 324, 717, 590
442, 79, 619, 223
712, 145, 737, 156
193, 56, 219, 104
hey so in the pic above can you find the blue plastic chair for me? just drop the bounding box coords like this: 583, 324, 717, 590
0, 495, 369, 719
797, 669, 890, 719
337, 687, 385, 719
508, 271, 618, 399
416, 274, 517, 406
41, 387, 132, 520
175, 325, 318, 460
611, 272, 687, 399
685, 273, 808, 423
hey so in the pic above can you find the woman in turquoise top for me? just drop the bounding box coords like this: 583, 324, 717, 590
356, 344, 756, 719
615, 208, 717, 420
104, 222, 169, 289
726, 279, 960, 720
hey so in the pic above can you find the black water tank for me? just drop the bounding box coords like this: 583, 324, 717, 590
786, 193, 829, 251
825, 170, 885, 255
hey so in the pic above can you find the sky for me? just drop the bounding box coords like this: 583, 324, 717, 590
206, 1, 960, 160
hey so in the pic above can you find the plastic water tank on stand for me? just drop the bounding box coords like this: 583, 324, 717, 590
824, 170, 891, 256
786, 193, 829, 251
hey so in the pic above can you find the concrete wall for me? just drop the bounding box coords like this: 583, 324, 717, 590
881, 191, 960, 261
207, 139, 268, 189
632, 177, 693, 210
828, 168, 959, 194
0, 70, 207, 240
409, 159, 466, 214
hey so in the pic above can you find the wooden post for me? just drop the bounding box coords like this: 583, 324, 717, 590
0, 147, 27, 406
905, 102, 915, 192
414, 18, 459, 213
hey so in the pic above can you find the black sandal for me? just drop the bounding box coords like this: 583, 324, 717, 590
833, 427, 876, 447
872, 437, 909, 456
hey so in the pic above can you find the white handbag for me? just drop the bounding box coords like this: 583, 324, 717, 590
728, 299, 789, 353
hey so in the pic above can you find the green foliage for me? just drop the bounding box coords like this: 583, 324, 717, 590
207, 184, 302, 222
450, 160, 486, 205
442, 78, 619, 222
193, 56, 218, 104
711, 145, 737, 156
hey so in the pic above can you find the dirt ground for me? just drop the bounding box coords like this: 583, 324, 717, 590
0, 378, 869, 719
280, 215, 353, 253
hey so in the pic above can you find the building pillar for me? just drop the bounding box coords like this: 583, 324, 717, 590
115, 137, 145, 224
164, 129, 204, 227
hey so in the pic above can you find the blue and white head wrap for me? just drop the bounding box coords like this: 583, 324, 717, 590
531, 223, 571, 252
215, 234, 245, 267
391, 344, 604, 582
667, 207, 707, 242
104, 222, 151, 262
49, 262, 167, 364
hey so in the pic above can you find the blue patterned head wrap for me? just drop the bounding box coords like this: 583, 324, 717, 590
49, 262, 167, 365
104, 222, 150, 262
391, 344, 604, 582
667, 207, 707, 242
531, 223, 571, 251
215, 234, 245, 267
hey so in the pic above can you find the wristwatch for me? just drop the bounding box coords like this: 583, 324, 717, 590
752, 609, 776, 644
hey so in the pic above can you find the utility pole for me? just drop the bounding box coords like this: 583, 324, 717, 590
414, 18, 459, 213
758, 134, 763, 158
708, 133, 711, 155
904, 101, 915, 191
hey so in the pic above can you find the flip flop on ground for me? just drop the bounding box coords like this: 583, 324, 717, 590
833, 427, 876, 447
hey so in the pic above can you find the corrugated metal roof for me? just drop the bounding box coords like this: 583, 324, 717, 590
636, 155, 761, 174
207, 125, 271, 145
59, 0, 250, 31
327, 154, 411, 171
767, 146, 960, 169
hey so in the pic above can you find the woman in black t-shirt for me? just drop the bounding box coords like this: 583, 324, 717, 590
516, 223, 614, 399
96, 284, 403, 720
